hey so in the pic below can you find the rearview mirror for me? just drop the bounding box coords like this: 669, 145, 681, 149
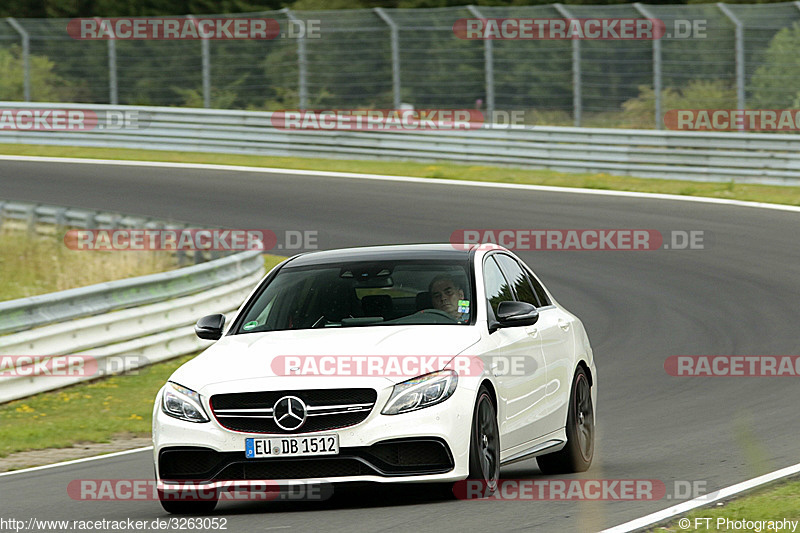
195, 314, 226, 340
495, 301, 539, 328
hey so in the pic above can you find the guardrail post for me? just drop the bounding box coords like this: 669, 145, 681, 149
553, 4, 581, 127
188, 15, 211, 108
85, 211, 97, 229
6, 18, 30, 102
717, 3, 745, 113
283, 9, 307, 110
467, 6, 495, 120
24, 205, 36, 234
633, 4, 662, 129
374, 8, 401, 110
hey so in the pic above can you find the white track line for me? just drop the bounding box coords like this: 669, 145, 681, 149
1, 154, 800, 214
0, 446, 152, 478
600, 461, 800, 533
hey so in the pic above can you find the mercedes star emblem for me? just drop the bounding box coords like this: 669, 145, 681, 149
273, 395, 307, 430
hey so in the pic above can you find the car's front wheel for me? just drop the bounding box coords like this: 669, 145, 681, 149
537, 367, 594, 474
466, 385, 500, 497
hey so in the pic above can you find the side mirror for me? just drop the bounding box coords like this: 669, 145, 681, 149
496, 301, 539, 328
195, 314, 226, 340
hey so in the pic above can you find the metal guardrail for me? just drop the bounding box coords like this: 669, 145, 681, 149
1, 103, 799, 185
0, 199, 266, 403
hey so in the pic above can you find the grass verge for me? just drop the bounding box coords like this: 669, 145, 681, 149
0, 228, 177, 301
0, 353, 191, 457
0, 254, 284, 457
655, 478, 800, 531
3, 144, 800, 207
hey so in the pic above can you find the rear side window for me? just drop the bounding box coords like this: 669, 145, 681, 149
525, 269, 551, 307
494, 254, 540, 307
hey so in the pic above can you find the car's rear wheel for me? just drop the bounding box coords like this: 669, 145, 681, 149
158, 492, 218, 514
537, 367, 594, 474
466, 386, 500, 497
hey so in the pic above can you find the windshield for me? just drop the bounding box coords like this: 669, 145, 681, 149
234, 259, 474, 333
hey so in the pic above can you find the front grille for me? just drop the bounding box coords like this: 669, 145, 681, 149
158, 438, 454, 482
210, 388, 377, 434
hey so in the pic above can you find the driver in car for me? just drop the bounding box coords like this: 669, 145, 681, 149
429, 275, 467, 320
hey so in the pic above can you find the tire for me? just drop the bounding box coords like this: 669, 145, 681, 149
536, 367, 594, 474
465, 386, 500, 498
158, 492, 218, 514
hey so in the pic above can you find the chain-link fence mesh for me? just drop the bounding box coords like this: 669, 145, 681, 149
2, 3, 800, 128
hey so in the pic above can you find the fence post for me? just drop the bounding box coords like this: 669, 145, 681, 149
283, 9, 307, 110
374, 8, 401, 110
633, 4, 662, 129
466, 6, 495, 120
188, 15, 211, 108
6, 18, 30, 102
553, 4, 581, 127
94, 18, 119, 104
717, 3, 745, 112
108, 39, 118, 104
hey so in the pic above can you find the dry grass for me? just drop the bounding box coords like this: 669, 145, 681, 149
0, 228, 178, 301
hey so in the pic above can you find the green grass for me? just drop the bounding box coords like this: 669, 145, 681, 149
0, 255, 284, 456
0, 354, 192, 457
3, 144, 800, 207
0, 228, 177, 301
655, 479, 800, 532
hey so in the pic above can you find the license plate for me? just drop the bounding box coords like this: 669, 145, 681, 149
245, 434, 339, 458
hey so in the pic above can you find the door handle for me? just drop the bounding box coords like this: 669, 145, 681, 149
558, 319, 570, 331
525, 326, 538, 337
490, 362, 504, 377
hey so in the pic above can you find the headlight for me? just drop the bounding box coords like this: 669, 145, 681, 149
381, 370, 458, 415
161, 382, 209, 423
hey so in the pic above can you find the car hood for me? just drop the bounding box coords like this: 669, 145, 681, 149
170, 325, 482, 395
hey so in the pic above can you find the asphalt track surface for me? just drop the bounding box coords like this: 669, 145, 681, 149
1, 159, 799, 532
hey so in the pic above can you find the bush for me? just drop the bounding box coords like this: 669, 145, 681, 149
750, 22, 800, 108
0, 45, 85, 102
620, 80, 737, 129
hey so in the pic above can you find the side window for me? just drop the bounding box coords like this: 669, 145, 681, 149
494, 254, 540, 307
525, 269, 551, 307
483, 256, 514, 318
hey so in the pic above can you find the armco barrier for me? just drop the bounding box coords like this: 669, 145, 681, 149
0, 200, 266, 403
1, 103, 800, 185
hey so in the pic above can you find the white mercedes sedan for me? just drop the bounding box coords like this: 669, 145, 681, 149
152, 244, 597, 513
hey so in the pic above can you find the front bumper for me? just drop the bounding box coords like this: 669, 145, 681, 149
153, 383, 475, 487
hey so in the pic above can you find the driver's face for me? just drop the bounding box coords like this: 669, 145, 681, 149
430, 279, 464, 318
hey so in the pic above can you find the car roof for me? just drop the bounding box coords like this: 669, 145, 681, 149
285, 243, 474, 267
